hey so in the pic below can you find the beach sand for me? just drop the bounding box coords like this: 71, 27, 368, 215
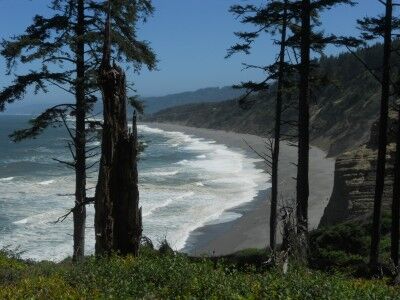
143, 123, 335, 256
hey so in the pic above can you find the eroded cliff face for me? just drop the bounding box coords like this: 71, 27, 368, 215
319, 116, 397, 227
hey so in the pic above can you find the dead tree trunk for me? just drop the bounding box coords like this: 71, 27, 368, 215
370, 0, 393, 268
112, 113, 142, 256
296, 0, 311, 261
94, 60, 120, 256
94, 3, 142, 256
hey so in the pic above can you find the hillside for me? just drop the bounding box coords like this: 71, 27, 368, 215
141, 86, 245, 115
149, 43, 400, 227
149, 44, 389, 157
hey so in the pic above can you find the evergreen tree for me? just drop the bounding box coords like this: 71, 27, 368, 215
289, 0, 356, 259
227, 0, 296, 253
0, 0, 155, 261
228, 1, 356, 257
355, 0, 398, 269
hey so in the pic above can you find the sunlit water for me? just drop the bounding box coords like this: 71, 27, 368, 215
0, 115, 267, 261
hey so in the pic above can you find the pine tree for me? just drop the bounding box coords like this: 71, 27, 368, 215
227, 0, 296, 253
355, 0, 396, 269
0, 0, 155, 261
228, 0, 356, 256
289, 0, 356, 259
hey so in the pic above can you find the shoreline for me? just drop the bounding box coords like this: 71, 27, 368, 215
143, 122, 335, 256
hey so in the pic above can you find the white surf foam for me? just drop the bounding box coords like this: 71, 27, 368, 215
0, 124, 267, 261
0, 177, 14, 182
38, 180, 55, 186
143, 191, 195, 218
142, 170, 179, 177
138, 125, 267, 251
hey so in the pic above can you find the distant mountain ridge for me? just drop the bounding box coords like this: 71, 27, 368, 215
141, 86, 244, 115
1, 86, 244, 116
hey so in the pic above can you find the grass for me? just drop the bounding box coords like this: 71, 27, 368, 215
1, 247, 399, 299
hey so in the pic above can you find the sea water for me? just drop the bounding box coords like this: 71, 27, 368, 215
0, 115, 266, 261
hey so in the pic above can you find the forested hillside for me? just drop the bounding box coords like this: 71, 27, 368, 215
141, 86, 245, 114
150, 43, 389, 157
150, 42, 400, 229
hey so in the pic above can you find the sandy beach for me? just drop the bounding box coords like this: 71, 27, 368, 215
143, 123, 335, 256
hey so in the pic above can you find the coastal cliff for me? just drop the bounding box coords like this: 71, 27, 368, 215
147, 43, 400, 228
320, 116, 397, 226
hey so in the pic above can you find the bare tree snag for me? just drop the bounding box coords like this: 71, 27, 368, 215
94, 2, 142, 256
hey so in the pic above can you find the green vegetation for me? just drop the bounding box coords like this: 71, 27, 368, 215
310, 214, 393, 275
1, 246, 399, 299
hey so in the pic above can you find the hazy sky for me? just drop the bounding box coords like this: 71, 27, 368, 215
0, 0, 385, 105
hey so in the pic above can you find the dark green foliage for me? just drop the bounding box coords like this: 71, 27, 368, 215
9, 104, 73, 142
158, 239, 174, 256
219, 248, 272, 271
309, 214, 393, 274
0, 71, 66, 112
310, 222, 369, 271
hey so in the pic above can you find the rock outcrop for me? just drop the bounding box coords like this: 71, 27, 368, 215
319, 115, 398, 227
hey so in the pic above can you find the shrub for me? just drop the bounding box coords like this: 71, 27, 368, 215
309, 214, 394, 274
1, 248, 399, 299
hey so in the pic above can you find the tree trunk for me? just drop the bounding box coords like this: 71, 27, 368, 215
270, 0, 288, 252
72, 0, 87, 262
392, 108, 400, 267
296, 0, 311, 260
370, 0, 392, 268
112, 113, 142, 256
95, 4, 142, 256
94, 7, 117, 256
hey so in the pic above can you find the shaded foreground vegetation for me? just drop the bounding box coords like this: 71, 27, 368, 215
1, 244, 399, 299
310, 214, 394, 275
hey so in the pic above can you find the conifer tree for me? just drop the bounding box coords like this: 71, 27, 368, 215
289, 0, 356, 258
0, 0, 155, 261
370, 0, 393, 270
227, 0, 295, 253
354, 0, 398, 269
228, 1, 356, 257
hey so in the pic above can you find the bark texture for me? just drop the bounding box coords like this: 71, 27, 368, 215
72, 0, 87, 262
296, 0, 311, 259
94, 7, 142, 256
270, 0, 288, 252
392, 108, 400, 267
370, 0, 392, 268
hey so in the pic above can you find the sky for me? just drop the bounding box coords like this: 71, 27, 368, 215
0, 0, 386, 107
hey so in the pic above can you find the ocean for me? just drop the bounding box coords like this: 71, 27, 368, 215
0, 115, 266, 261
